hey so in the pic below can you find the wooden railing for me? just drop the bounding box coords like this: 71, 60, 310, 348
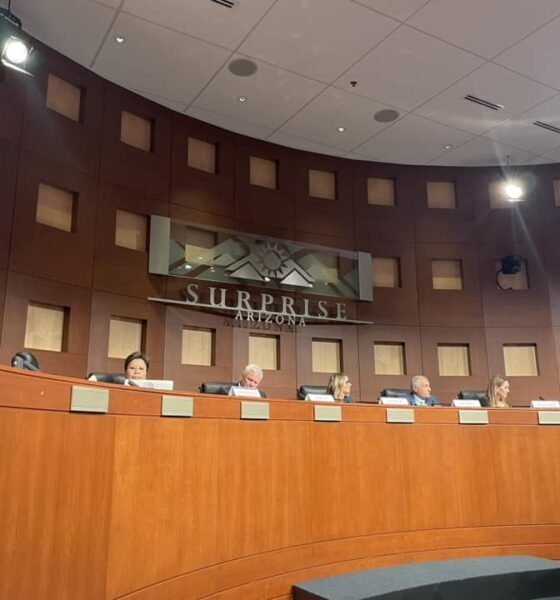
1, 365, 559, 600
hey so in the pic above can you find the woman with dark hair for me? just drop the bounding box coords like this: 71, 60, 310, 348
327, 373, 353, 403
486, 374, 510, 408
124, 351, 150, 381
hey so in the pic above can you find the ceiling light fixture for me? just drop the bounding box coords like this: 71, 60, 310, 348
237, 95, 247, 103
114, 35, 126, 44
443, 144, 454, 150
503, 155, 524, 203
336, 126, 345, 133
0, 2, 33, 76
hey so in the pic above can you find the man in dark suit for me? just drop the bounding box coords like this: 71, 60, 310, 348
231, 364, 267, 398
405, 375, 439, 406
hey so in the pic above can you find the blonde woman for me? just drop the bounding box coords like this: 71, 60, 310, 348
327, 373, 353, 403
486, 374, 510, 408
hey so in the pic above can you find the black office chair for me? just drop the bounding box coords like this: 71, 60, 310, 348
297, 385, 329, 400
458, 390, 489, 406
11, 351, 40, 371
199, 382, 236, 395
87, 373, 126, 385
379, 388, 410, 398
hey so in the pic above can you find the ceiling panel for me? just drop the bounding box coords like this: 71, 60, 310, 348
93, 13, 231, 104
350, 0, 430, 22
495, 17, 560, 89
430, 137, 538, 166
239, 0, 398, 82
414, 63, 557, 135
354, 114, 475, 164
121, 0, 276, 50
266, 131, 347, 156
334, 25, 483, 111
186, 106, 274, 140
409, 0, 560, 58
190, 55, 326, 129
15, 0, 115, 67
279, 87, 402, 151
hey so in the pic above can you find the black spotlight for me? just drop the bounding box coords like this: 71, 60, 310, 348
11, 350, 40, 371
500, 254, 523, 275
0, 4, 34, 76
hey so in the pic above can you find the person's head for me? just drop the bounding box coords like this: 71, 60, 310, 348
487, 375, 510, 407
411, 375, 431, 400
327, 373, 352, 400
124, 351, 150, 380
240, 364, 263, 388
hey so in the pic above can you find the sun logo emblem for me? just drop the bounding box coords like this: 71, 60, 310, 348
253, 241, 291, 280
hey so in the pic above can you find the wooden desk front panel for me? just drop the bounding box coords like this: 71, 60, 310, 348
0, 367, 559, 600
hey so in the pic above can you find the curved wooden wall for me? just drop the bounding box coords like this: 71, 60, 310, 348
1, 367, 559, 599
2, 28, 560, 403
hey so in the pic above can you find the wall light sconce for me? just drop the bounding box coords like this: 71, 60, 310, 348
0, 3, 34, 76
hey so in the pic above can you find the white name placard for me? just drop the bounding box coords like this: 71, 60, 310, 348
531, 400, 560, 409
229, 386, 262, 398
305, 393, 335, 402
452, 399, 482, 408
379, 396, 409, 406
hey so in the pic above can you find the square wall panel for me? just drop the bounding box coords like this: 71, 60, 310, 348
372, 257, 401, 288
120, 111, 153, 152
115, 209, 147, 252
374, 342, 406, 375
427, 181, 456, 209
187, 137, 216, 173
367, 177, 395, 206
437, 344, 471, 376
249, 333, 279, 370
182, 327, 214, 366
24, 303, 67, 352
432, 259, 463, 290
309, 169, 336, 200
250, 156, 277, 190
503, 344, 539, 376
108, 317, 144, 359
36, 183, 75, 233
312, 339, 341, 373
46, 73, 82, 122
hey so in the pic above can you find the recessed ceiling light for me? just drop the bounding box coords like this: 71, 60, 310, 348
337, 126, 345, 133
114, 35, 126, 44
443, 144, 454, 150
237, 95, 247, 103
373, 109, 400, 123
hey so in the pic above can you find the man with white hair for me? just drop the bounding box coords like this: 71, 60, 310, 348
405, 375, 439, 406
236, 364, 267, 398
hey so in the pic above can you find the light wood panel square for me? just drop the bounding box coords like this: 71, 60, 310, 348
432, 259, 463, 290
115, 210, 147, 252
24, 303, 66, 352
427, 181, 456, 209
182, 327, 214, 366
437, 344, 471, 376
187, 136, 216, 173
495, 259, 529, 290
309, 169, 336, 200
503, 344, 539, 376
372, 257, 400, 288
108, 317, 144, 359
250, 156, 277, 189
367, 177, 395, 206
120, 111, 152, 152
249, 334, 278, 370
374, 342, 405, 375
46, 73, 81, 122
36, 183, 75, 232
312, 339, 341, 373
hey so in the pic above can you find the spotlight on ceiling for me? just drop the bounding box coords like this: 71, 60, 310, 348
0, 6, 33, 76
503, 155, 524, 202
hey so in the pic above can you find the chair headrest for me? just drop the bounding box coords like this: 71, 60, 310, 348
297, 385, 328, 400
458, 390, 486, 401
88, 373, 126, 385
199, 382, 236, 395
11, 351, 40, 371
380, 388, 410, 398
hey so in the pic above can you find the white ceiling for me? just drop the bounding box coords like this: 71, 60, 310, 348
11, 0, 560, 166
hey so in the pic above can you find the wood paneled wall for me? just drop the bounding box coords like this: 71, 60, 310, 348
1, 33, 560, 404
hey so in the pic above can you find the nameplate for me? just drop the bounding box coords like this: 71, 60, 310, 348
386, 408, 415, 424
452, 399, 482, 408
305, 393, 335, 402
459, 410, 488, 425
379, 396, 409, 406
314, 405, 342, 422
161, 395, 193, 417
538, 411, 560, 425
241, 401, 269, 420
531, 400, 560, 409
70, 385, 109, 414
229, 386, 262, 398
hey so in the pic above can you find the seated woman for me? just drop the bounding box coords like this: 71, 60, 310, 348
327, 373, 353, 403
486, 374, 510, 408
124, 351, 150, 381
